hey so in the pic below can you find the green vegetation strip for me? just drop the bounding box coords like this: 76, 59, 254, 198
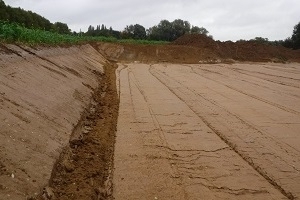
0, 21, 169, 45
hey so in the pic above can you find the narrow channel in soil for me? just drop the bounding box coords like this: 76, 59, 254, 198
39, 62, 119, 200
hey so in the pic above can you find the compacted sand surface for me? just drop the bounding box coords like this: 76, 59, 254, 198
114, 63, 300, 200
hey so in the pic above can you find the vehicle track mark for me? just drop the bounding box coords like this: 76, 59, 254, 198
149, 65, 296, 200
191, 67, 300, 116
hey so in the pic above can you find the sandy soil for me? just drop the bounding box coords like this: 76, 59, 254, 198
47, 62, 119, 200
1, 39, 300, 200
114, 62, 300, 199
0, 44, 107, 199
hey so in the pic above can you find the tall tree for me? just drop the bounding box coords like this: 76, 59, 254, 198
0, 0, 66, 32
147, 19, 209, 41
172, 19, 190, 40
121, 24, 146, 39
191, 26, 209, 35
122, 25, 134, 39
0, 0, 9, 20
133, 24, 146, 39
291, 22, 300, 49
52, 22, 70, 34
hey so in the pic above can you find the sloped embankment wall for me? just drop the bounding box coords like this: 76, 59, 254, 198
0, 44, 107, 199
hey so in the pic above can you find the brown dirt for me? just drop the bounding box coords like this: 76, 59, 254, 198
0, 44, 109, 199
1, 39, 300, 200
96, 42, 222, 64
96, 38, 300, 64
114, 62, 300, 199
172, 34, 300, 62
43, 62, 119, 200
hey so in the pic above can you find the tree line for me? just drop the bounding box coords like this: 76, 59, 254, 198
282, 22, 300, 50
0, 0, 209, 42
86, 19, 210, 41
0, 0, 70, 34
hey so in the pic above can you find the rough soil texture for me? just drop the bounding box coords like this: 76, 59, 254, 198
1, 38, 300, 200
172, 34, 300, 62
44, 62, 119, 200
0, 44, 108, 199
97, 36, 300, 64
114, 63, 300, 199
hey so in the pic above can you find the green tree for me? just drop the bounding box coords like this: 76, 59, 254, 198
172, 19, 190, 40
291, 22, 300, 49
86, 25, 95, 36
147, 19, 209, 41
133, 24, 146, 39
250, 37, 269, 44
191, 26, 209, 35
153, 20, 173, 41
0, 0, 64, 32
52, 22, 70, 34
0, 0, 9, 21
122, 24, 146, 39
122, 25, 134, 39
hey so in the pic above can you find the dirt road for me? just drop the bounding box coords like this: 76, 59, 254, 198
113, 63, 300, 199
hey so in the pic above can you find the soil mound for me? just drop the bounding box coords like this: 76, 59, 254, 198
172, 34, 217, 49
172, 34, 300, 62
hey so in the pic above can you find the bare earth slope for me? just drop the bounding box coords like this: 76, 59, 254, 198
0, 44, 107, 199
97, 36, 300, 64
114, 63, 300, 199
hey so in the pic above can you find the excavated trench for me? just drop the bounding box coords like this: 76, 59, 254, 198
43, 62, 119, 200
0, 43, 118, 200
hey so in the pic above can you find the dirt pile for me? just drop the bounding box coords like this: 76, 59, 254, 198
172, 34, 217, 49
96, 36, 300, 64
96, 42, 218, 64
172, 34, 300, 62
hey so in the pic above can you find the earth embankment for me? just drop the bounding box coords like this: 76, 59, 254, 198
96, 35, 300, 64
0, 44, 108, 199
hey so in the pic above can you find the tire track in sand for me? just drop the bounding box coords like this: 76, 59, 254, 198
149, 65, 297, 199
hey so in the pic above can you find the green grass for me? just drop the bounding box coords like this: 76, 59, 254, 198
0, 21, 169, 45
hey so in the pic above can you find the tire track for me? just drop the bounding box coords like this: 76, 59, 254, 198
231, 68, 300, 88
154, 65, 300, 153
149, 65, 297, 199
233, 67, 300, 81
191, 67, 300, 116
193, 65, 300, 99
123, 66, 188, 199
127, 67, 170, 148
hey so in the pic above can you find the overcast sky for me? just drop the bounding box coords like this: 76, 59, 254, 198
4, 0, 300, 41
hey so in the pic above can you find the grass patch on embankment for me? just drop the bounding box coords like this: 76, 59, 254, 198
0, 21, 169, 45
